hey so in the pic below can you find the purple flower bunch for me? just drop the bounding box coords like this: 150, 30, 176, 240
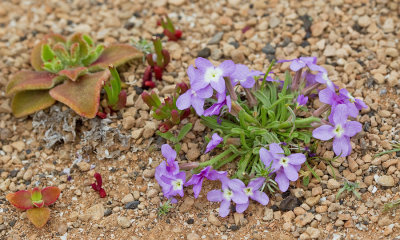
156, 138, 271, 217
176, 57, 272, 117
207, 177, 269, 217
260, 143, 306, 192
155, 134, 225, 201
278, 56, 366, 157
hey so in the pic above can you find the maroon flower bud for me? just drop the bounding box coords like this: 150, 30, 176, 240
144, 80, 156, 89
176, 82, 189, 95
174, 30, 182, 40
164, 96, 174, 108
159, 122, 172, 133
141, 91, 155, 108
171, 109, 180, 124
180, 108, 191, 120
154, 66, 163, 80
96, 111, 107, 119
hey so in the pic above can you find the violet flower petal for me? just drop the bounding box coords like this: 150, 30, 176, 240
283, 164, 299, 181
250, 191, 269, 205
235, 202, 249, 213
333, 136, 352, 157
275, 170, 290, 192
312, 125, 335, 141
204, 133, 223, 154
343, 121, 362, 137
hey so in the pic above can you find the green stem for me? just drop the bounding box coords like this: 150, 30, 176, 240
198, 149, 232, 168
234, 152, 252, 178
268, 117, 320, 129
214, 153, 239, 170
261, 60, 275, 90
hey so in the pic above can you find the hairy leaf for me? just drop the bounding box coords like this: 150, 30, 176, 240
41, 187, 61, 206
11, 90, 56, 118
49, 70, 110, 118
7, 71, 61, 95
6, 190, 33, 210
27, 207, 50, 228
58, 67, 88, 81
89, 44, 142, 71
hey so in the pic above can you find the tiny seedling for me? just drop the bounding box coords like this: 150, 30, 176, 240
158, 15, 182, 41
336, 180, 361, 200
142, 82, 190, 132
383, 199, 400, 212
6, 187, 61, 228
158, 200, 173, 217
157, 123, 192, 153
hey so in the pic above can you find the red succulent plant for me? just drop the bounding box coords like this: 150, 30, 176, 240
6, 33, 142, 118
6, 187, 61, 228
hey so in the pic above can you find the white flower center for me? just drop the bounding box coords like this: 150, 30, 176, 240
244, 187, 253, 196
347, 93, 355, 103
191, 89, 197, 97
279, 157, 290, 167
204, 67, 223, 84
323, 73, 333, 87
172, 179, 183, 191
223, 189, 233, 201
333, 124, 345, 137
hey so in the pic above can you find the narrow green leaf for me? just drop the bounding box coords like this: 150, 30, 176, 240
177, 123, 192, 142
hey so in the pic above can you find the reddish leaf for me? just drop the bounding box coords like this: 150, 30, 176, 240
89, 44, 142, 71
6, 190, 33, 210
41, 187, 61, 206
49, 71, 110, 118
30, 33, 67, 71
27, 207, 50, 228
11, 90, 56, 118
6, 71, 62, 95
58, 67, 88, 81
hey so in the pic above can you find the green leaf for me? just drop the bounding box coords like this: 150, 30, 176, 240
177, 123, 192, 142
174, 143, 181, 153
83, 34, 94, 46
41, 44, 55, 62
303, 175, 310, 186
156, 130, 177, 143
305, 161, 321, 182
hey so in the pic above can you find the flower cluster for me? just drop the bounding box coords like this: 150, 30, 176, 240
155, 143, 270, 217
176, 58, 269, 116
154, 55, 366, 217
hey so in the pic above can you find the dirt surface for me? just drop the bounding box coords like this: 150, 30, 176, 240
0, 0, 400, 239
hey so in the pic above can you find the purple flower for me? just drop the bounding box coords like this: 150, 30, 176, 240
259, 143, 306, 192
296, 94, 308, 108
235, 177, 269, 213
319, 88, 359, 118
205, 133, 223, 153
312, 104, 362, 157
230, 64, 255, 88
159, 172, 186, 200
176, 65, 213, 116
278, 57, 324, 72
204, 92, 231, 116
339, 89, 367, 111
185, 166, 227, 198
193, 57, 236, 93
207, 177, 248, 217
155, 144, 186, 202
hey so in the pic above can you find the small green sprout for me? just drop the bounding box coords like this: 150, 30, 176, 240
158, 200, 173, 217
336, 180, 361, 200
383, 199, 400, 212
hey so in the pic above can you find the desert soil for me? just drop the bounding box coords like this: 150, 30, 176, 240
0, 0, 400, 239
